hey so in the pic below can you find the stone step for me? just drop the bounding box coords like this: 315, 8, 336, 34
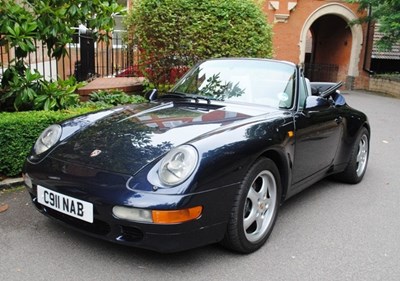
76, 77, 145, 101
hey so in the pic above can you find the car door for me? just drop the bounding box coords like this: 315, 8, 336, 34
292, 78, 343, 185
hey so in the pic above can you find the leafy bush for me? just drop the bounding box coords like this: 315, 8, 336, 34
141, 80, 175, 94
0, 0, 124, 112
0, 71, 85, 111
0, 63, 43, 111
126, 0, 273, 87
0, 107, 96, 177
0, 0, 124, 59
34, 77, 85, 110
88, 89, 146, 106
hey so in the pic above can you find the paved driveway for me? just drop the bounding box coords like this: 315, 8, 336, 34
1, 91, 400, 281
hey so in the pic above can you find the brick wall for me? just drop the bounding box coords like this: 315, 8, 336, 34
369, 77, 400, 98
263, 0, 368, 89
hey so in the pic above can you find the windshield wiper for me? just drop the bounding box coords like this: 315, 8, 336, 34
160, 91, 187, 99
161, 91, 219, 104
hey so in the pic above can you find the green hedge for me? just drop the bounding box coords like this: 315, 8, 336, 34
0, 107, 96, 177
127, 0, 273, 87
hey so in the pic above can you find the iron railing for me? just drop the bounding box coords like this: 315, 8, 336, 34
0, 31, 137, 82
304, 63, 339, 82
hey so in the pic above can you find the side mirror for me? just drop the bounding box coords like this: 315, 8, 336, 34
304, 96, 331, 111
333, 91, 346, 106
145, 89, 158, 101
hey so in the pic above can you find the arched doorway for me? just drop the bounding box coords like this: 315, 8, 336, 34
305, 15, 351, 82
299, 4, 363, 88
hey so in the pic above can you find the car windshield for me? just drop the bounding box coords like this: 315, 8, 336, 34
171, 59, 297, 109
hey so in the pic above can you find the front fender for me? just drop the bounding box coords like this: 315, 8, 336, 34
129, 114, 294, 197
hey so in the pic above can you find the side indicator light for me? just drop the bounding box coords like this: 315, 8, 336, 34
152, 206, 203, 224
288, 131, 294, 138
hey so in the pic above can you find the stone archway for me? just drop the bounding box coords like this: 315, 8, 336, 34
299, 3, 363, 87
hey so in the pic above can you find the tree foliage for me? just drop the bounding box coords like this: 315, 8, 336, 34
0, 0, 124, 111
0, 0, 124, 60
349, 0, 400, 49
126, 0, 273, 87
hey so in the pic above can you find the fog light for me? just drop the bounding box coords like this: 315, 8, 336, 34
112, 206, 152, 223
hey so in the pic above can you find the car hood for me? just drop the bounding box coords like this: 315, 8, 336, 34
50, 101, 277, 175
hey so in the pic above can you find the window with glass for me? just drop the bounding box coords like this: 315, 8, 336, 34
172, 59, 297, 109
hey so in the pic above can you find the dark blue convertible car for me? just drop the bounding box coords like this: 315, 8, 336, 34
23, 58, 370, 253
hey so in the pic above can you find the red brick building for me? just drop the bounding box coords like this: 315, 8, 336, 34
263, 0, 371, 89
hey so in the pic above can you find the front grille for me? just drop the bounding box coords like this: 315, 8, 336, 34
44, 207, 111, 235
31, 195, 111, 236
30, 191, 111, 235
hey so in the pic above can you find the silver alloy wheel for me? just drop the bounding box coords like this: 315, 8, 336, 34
243, 170, 277, 243
356, 134, 369, 177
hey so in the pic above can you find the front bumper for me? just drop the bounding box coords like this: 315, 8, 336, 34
25, 176, 237, 253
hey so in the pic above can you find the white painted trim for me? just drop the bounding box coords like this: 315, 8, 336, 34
299, 3, 363, 77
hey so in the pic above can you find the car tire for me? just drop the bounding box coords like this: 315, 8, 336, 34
222, 158, 281, 253
335, 127, 370, 184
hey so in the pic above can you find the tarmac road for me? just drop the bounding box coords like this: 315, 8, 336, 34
1, 90, 400, 281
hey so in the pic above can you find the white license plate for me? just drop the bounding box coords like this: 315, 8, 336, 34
37, 185, 93, 223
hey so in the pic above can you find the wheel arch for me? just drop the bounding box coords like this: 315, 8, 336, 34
363, 122, 371, 136
260, 149, 291, 203
352, 119, 371, 143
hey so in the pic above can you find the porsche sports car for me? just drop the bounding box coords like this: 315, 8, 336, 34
23, 58, 370, 253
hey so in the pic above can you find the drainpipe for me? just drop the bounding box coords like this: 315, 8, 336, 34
363, 4, 374, 74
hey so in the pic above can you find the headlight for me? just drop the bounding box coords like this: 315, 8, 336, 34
158, 145, 198, 186
33, 124, 62, 155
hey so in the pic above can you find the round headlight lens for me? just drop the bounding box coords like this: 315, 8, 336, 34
33, 124, 62, 155
158, 145, 198, 186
